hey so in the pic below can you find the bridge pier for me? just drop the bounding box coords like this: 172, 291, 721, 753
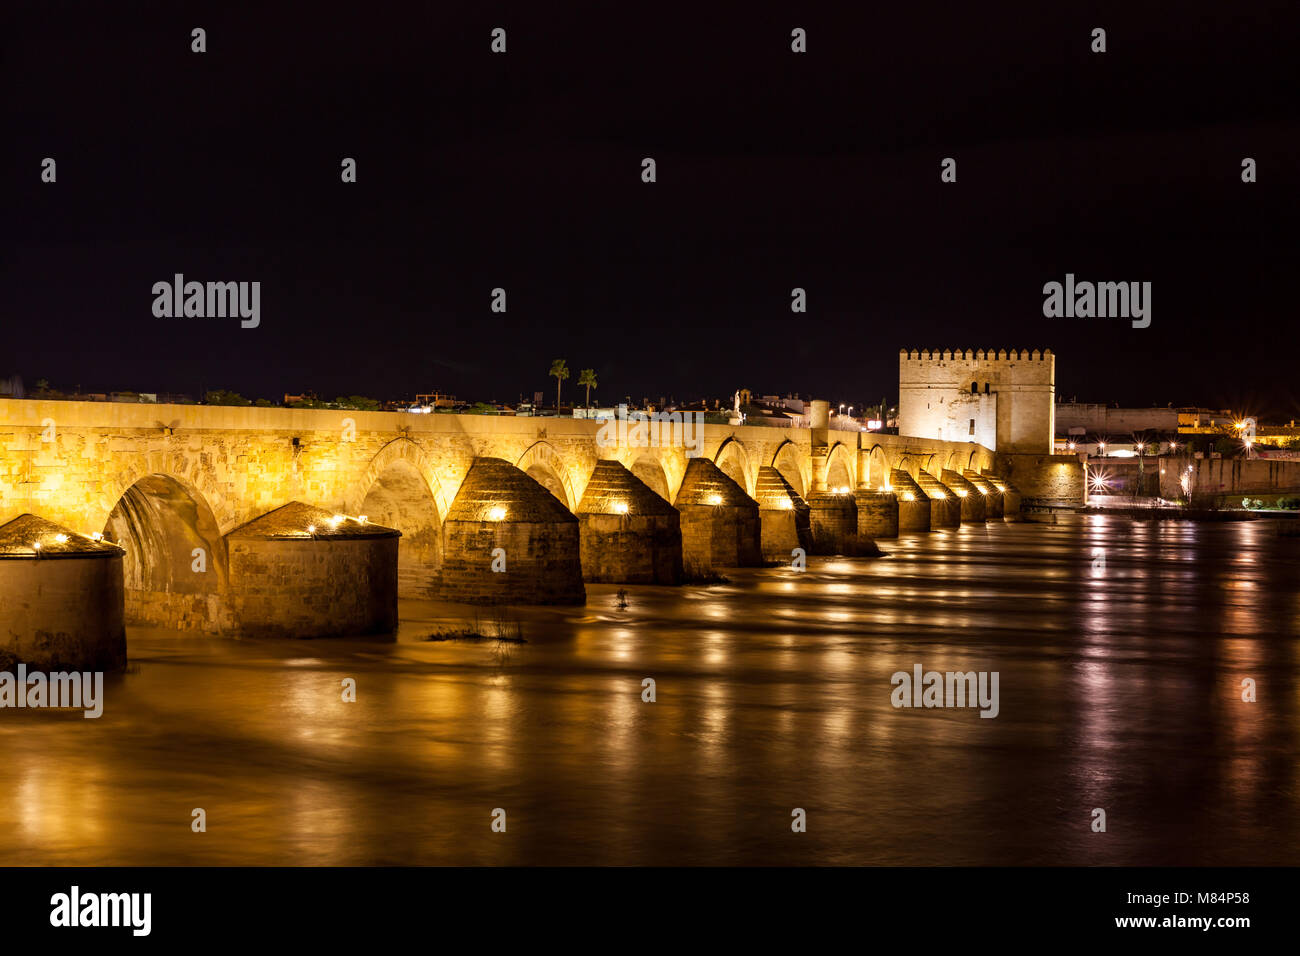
576, 460, 682, 584
806, 491, 861, 554
916, 471, 961, 529
439, 458, 586, 605
754, 466, 813, 563
890, 470, 932, 532
942, 470, 988, 522
986, 474, 1021, 519
854, 489, 899, 539
226, 502, 400, 639
674, 457, 762, 573
0, 515, 127, 671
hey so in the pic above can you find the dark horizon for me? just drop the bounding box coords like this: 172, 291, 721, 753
5, 2, 1298, 417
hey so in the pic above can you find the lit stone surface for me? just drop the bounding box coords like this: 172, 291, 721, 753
982, 473, 1022, 519
576, 460, 682, 584
898, 348, 1056, 454
995, 454, 1084, 512
226, 502, 400, 639
915, 471, 961, 528
440, 458, 585, 605
753, 465, 812, 562
854, 489, 899, 539
889, 469, 932, 533
0, 514, 126, 671
941, 469, 988, 522
963, 470, 1004, 518
674, 457, 761, 572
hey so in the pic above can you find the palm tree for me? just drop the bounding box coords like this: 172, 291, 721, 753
578, 368, 597, 410
549, 359, 569, 410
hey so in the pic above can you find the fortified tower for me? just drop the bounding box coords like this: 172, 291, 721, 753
897, 349, 1055, 455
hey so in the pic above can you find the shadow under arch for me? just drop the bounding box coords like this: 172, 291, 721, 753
101, 473, 229, 633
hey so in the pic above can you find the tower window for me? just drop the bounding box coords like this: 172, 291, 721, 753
971, 382, 978, 394
969, 418, 976, 435
984, 382, 990, 394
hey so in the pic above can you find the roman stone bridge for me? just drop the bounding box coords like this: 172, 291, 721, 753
0, 398, 1045, 660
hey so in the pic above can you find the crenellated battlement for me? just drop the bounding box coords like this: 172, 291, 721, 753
899, 348, 1053, 364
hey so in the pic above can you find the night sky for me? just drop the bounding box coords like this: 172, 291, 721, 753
5, 2, 1298, 416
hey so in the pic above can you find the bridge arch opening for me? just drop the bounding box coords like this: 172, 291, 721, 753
825, 443, 854, 492
864, 445, 889, 489
102, 474, 228, 633
771, 442, 805, 498
359, 458, 442, 598
630, 456, 671, 501
516, 442, 577, 512
714, 439, 751, 496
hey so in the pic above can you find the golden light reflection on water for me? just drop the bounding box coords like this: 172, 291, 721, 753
4, 517, 1300, 865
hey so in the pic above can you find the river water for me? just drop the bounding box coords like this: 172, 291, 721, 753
4, 515, 1298, 865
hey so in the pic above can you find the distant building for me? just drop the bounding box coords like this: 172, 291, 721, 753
1055, 402, 1178, 436
0, 376, 23, 399
415, 391, 457, 408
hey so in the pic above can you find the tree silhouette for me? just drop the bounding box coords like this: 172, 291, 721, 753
578, 368, 597, 409
549, 359, 569, 410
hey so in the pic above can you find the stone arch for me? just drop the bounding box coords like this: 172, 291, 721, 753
713, 437, 753, 496
96, 453, 232, 535
354, 441, 446, 598
349, 438, 449, 524
864, 444, 889, 490
101, 472, 229, 633
946, 448, 965, 472
630, 453, 672, 501
825, 442, 856, 492
897, 453, 935, 479
516, 440, 577, 512
770, 440, 806, 498
969, 446, 993, 472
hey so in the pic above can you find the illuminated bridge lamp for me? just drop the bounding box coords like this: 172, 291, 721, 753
54, 534, 68, 543
707, 494, 723, 506
358, 515, 368, 524
612, 501, 629, 514
90, 532, 103, 541
487, 506, 508, 521
902, 492, 915, 502
955, 489, 968, 498
306, 524, 316, 535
